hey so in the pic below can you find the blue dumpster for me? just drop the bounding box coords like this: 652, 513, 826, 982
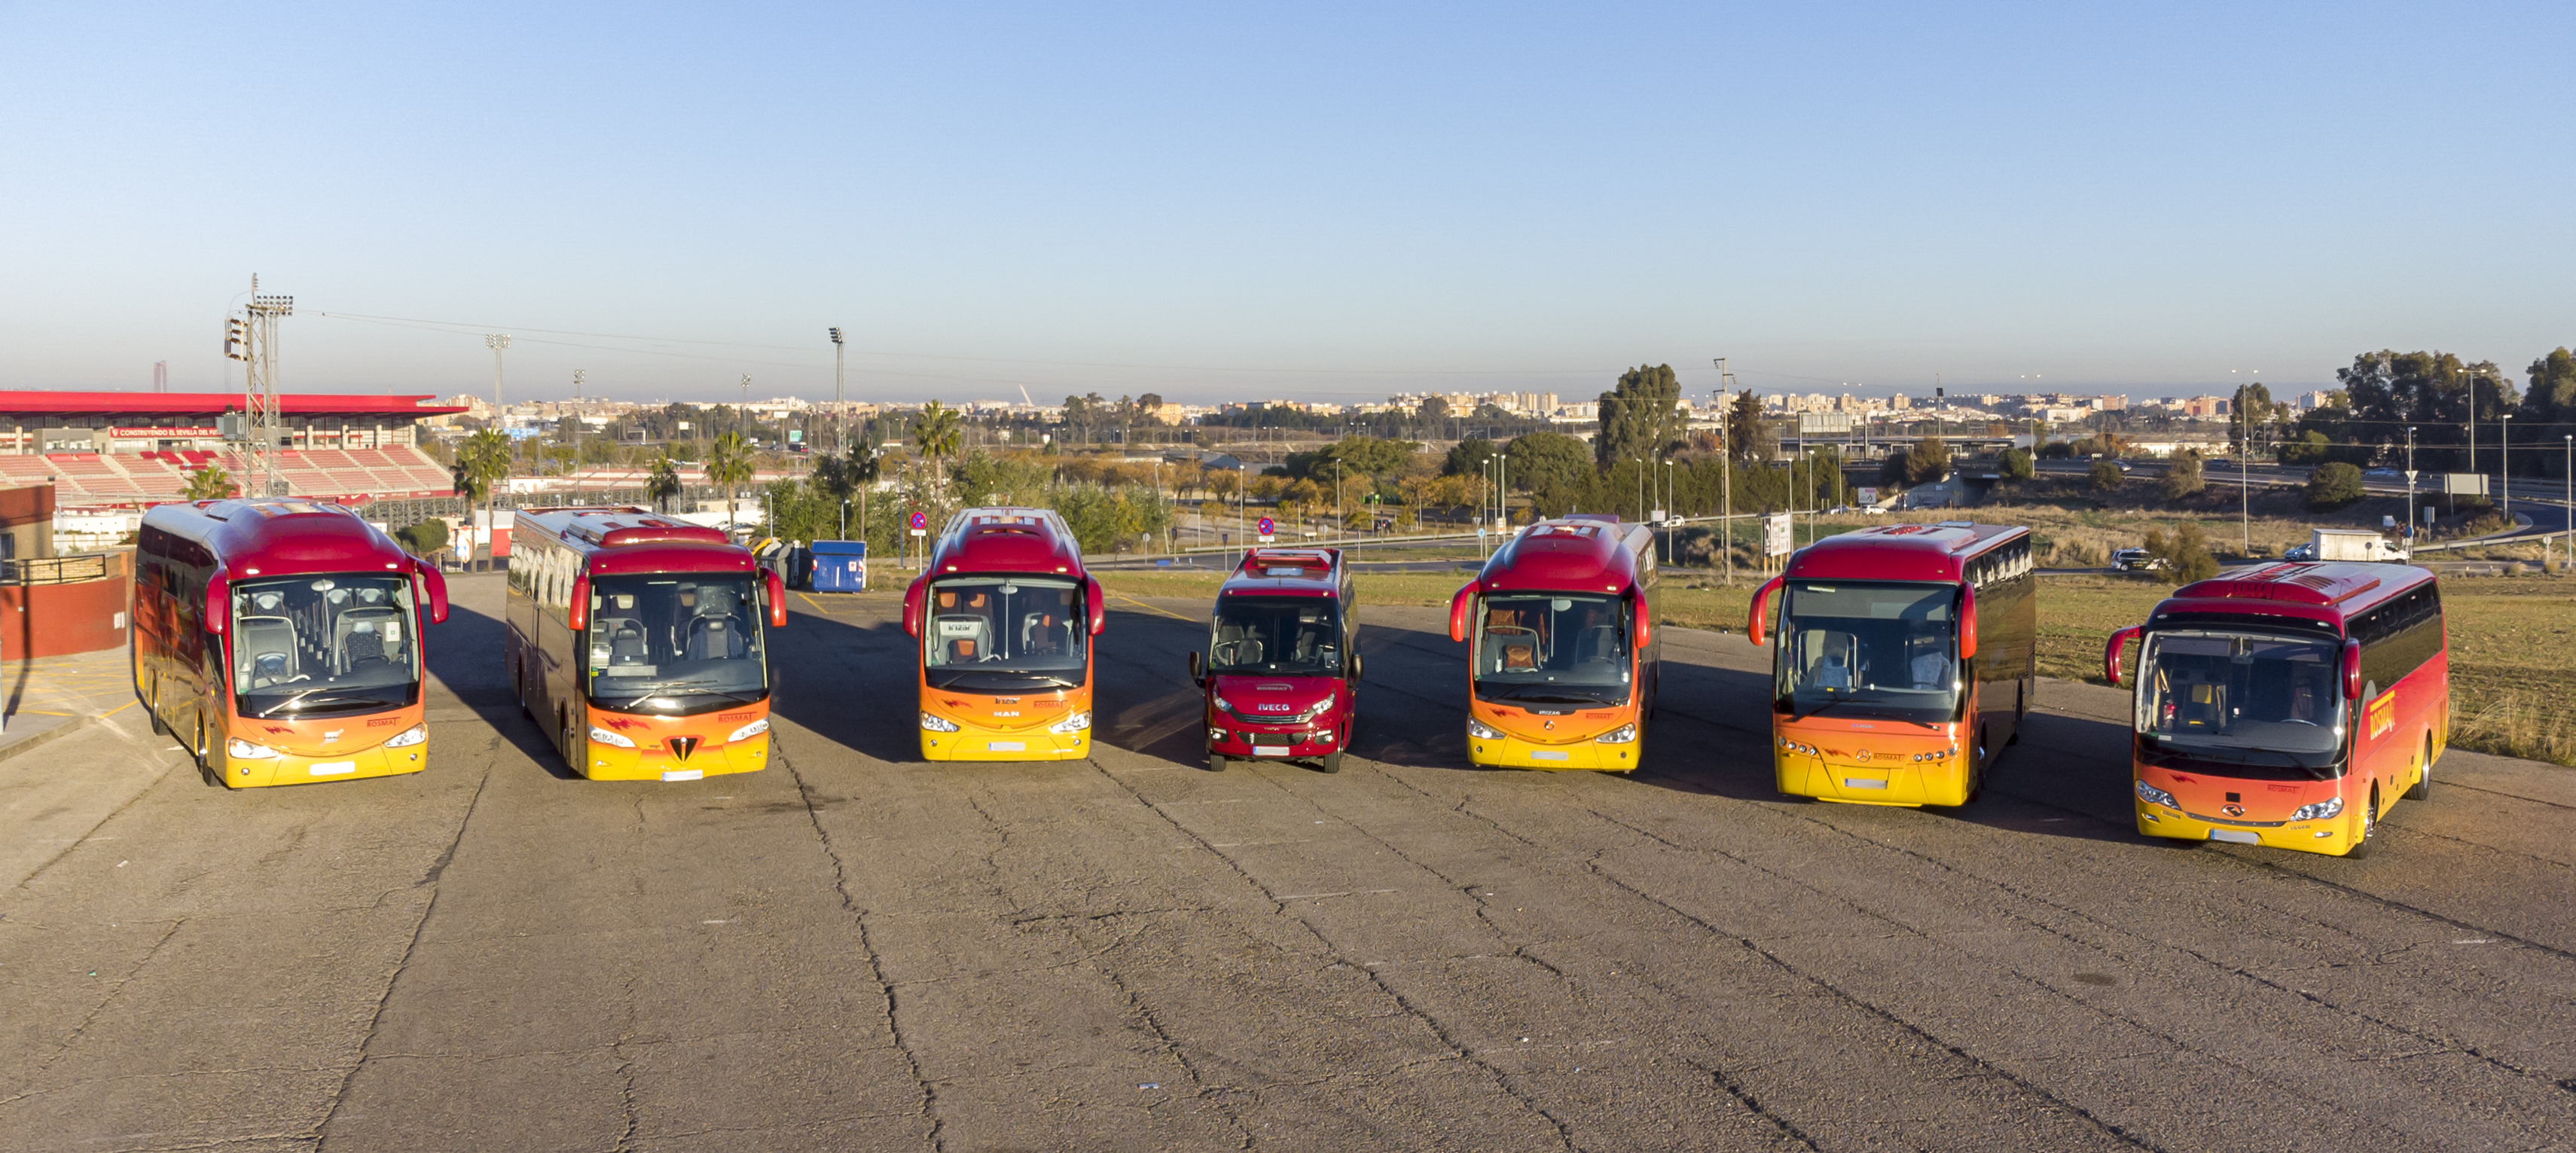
810, 539, 868, 592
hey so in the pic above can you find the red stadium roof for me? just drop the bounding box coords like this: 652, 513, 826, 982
0, 390, 469, 416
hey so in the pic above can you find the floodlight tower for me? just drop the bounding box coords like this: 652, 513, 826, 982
237, 278, 295, 496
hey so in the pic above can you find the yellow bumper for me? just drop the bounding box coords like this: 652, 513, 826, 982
922, 721, 1089, 761
2135, 800, 2358, 856
222, 738, 428, 788
1468, 729, 1637, 772
581, 734, 770, 781
1776, 751, 1968, 807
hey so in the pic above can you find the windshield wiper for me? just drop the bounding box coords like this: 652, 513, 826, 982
254, 691, 386, 718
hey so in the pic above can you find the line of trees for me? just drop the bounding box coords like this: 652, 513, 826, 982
2278, 349, 2576, 477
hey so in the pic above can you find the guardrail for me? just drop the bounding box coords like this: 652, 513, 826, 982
1, 553, 114, 585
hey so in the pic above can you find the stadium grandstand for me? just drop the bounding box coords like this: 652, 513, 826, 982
0, 391, 467, 507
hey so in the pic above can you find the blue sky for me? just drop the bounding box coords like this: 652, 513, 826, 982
2, 2, 2568, 405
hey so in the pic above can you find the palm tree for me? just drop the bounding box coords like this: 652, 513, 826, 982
704, 432, 755, 530
182, 466, 239, 502
451, 429, 511, 569
646, 453, 682, 514
912, 401, 961, 496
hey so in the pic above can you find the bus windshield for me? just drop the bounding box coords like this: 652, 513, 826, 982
2137, 630, 2347, 777
584, 574, 770, 712
921, 576, 1088, 692
1775, 581, 1958, 724
1210, 596, 1342, 676
1472, 592, 1630, 706
230, 573, 422, 718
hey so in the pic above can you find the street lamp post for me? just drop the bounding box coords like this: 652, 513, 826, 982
829, 328, 845, 456
2500, 413, 2513, 522
2563, 435, 2571, 574
2404, 426, 2416, 544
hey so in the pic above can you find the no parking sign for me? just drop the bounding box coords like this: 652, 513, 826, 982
1256, 516, 1274, 544
908, 511, 928, 537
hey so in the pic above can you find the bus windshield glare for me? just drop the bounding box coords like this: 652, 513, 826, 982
1210, 596, 1342, 676
1775, 581, 1958, 724
1472, 592, 1630, 706
2137, 630, 2347, 777
922, 576, 1088, 691
230, 574, 423, 718
584, 575, 769, 710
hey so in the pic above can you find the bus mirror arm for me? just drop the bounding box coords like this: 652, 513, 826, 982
1447, 581, 1476, 643
412, 559, 449, 625
765, 569, 787, 629
2105, 626, 2140, 687
1958, 586, 1978, 661
204, 572, 229, 635
1746, 575, 1785, 647
569, 575, 591, 632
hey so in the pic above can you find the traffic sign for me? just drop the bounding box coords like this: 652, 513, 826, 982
1256, 517, 1274, 535
909, 511, 928, 530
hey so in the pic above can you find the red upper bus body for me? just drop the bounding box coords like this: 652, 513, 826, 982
134, 499, 450, 787
508, 507, 786, 781
902, 509, 1105, 760
1192, 548, 1358, 772
2108, 562, 2446, 855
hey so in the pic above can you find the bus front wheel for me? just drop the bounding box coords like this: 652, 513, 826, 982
1207, 753, 1227, 773
2344, 789, 2379, 859
561, 716, 590, 776
1320, 752, 1344, 774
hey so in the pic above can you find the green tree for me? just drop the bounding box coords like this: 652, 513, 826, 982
451, 429, 511, 561
1593, 364, 1683, 469
2306, 461, 2365, 510
2228, 383, 2287, 455
704, 432, 755, 526
2525, 347, 2576, 422
1724, 389, 1773, 462
646, 453, 683, 513
2088, 457, 2123, 493
912, 400, 963, 490
1417, 395, 1452, 423
2143, 523, 2221, 584
950, 450, 1054, 506
1903, 438, 1951, 486
1442, 438, 1496, 477
1506, 431, 1594, 508
2278, 429, 2335, 466
392, 517, 449, 557
2159, 449, 2206, 501
2337, 350, 2516, 471
1998, 447, 2034, 483
182, 466, 238, 502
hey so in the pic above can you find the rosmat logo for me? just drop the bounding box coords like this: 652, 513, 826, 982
2367, 691, 2397, 740
603, 716, 649, 731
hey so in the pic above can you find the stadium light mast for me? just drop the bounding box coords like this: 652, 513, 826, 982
485, 333, 511, 462
829, 328, 846, 456
236, 277, 294, 497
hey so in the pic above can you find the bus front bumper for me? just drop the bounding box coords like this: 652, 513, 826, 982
1469, 730, 1637, 772
923, 721, 1089, 761
1210, 721, 1343, 761
581, 734, 770, 782
222, 736, 428, 788
1775, 749, 1967, 807
2135, 800, 2356, 855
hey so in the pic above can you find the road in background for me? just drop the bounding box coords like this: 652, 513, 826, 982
5, 575, 2574, 1151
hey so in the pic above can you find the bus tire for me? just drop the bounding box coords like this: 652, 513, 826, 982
1320, 752, 1344, 774
2344, 789, 2379, 859
562, 717, 590, 777
1207, 753, 1227, 773
2404, 734, 2432, 801
147, 685, 170, 737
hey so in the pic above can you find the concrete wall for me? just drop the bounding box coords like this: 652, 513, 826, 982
0, 551, 130, 660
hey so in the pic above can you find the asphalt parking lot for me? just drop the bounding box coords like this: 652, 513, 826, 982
5, 572, 2574, 1152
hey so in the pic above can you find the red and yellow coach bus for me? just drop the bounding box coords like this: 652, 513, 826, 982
133, 499, 450, 787
1446, 514, 1660, 770
1746, 522, 2035, 806
506, 507, 786, 782
1189, 547, 1361, 773
903, 508, 1105, 761
2106, 563, 2445, 857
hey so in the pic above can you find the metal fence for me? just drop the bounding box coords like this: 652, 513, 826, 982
350, 485, 731, 525
2, 552, 116, 585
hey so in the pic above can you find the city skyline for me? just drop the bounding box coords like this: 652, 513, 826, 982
5, 4, 2570, 403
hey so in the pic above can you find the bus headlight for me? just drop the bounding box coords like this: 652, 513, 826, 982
2289, 797, 2343, 822
225, 738, 281, 759
383, 724, 427, 749
2134, 780, 2178, 809
919, 712, 960, 733
1776, 736, 1818, 756
727, 718, 771, 743
589, 726, 638, 749
1595, 724, 1637, 744
1467, 718, 1503, 740
1048, 710, 1092, 734
1912, 746, 1958, 762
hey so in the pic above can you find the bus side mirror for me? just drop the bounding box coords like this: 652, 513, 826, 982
204, 573, 229, 634
765, 569, 787, 628
1746, 575, 1784, 647
1085, 576, 1107, 636
1448, 581, 1476, 643
2343, 639, 2362, 700
414, 560, 449, 624
1632, 596, 1652, 648
1188, 650, 1203, 687
569, 575, 591, 632
1351, 653, 1363, 681
1958, 585, 1979, 661
902, 574, 927, 638
2105, 626, 2141, 687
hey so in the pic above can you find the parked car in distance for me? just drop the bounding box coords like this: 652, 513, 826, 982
2284, 542, 2318, 561
2364, 467, 2401, 479
2111, 548, 2167, 572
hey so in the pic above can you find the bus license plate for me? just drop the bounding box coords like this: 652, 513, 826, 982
307, 761, 357, 776
1528, 750, 1569, 761
988, 742, 1025, 752
661, 769, 704, 782
2208, 828, 2260, 845
1253, 745, 1290, 757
